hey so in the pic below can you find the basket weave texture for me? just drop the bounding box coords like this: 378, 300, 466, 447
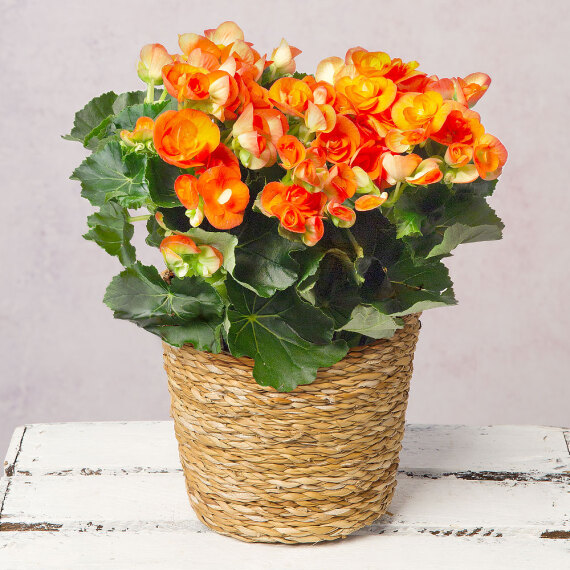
164, 313, 421, 543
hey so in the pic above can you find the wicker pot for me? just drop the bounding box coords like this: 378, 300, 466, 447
163, 313, 421, 543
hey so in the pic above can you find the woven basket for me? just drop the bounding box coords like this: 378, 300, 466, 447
163, 313, 421, 543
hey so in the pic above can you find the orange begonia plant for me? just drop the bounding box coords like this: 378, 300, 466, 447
67, 21, 507, 391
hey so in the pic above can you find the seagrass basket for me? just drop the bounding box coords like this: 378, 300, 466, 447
163, 313, 421, 543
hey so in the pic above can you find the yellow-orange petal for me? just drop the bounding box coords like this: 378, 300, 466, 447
355, 193, 388, 211
382, 153, 422, 184
174, 174, 200, 210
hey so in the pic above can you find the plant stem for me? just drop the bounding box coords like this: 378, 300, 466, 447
384, 181, 406, 207
128, 214, 152, 222
145, 82, 155, 104
346, 229, 363, 259
158, 89, 168, 103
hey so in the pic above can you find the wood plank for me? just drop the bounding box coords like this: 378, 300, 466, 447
0, 478, 9, 519
6, 422, 179, 477
2, 426, 26, 477
1, 471, 567, 538
6, 422, 570, 478
401, 424, 570, 479
0, 531, 568, 570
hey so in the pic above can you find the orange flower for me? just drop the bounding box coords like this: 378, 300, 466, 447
444, 143, 473, 167
174, 174, 204, 226
174, 174, 200, 210
204, 21, 245, 46
304, 77, 336, 106
137, 44, 173, 85
384, 58, 423, 85
430, 102, 484, 146
197, 166, 249, 229
160, 235, 223, 278
335, 75, 397, 115
268, 77, 314, 116
305, 101, 336, 133
384, 128, 425, 153
315, 56, 349, 85
460, 73, 491, 107
350, 141, 385, 180
427, 73, 491, 108
260, 182, 326, 236
351, 50, 392, 77
473, 134, 508, 180
153, 109, 220, 169
324, 163, 357, 202
178, 33, 221, 60
196, 143, 240, 177
405, 158, 443, 185
355, 193, 388, 211
303, 216, 324, 246
162, 63, 210, 102
293, 147, 327, 187
207, 71, 239, 118
232, 104, 286, 169
391, 91, 448, 134
353, 113, 390, 142
276, 135, 306, 170
382, 153, 423, 185
120, 117, 154, 147
313, 115, 360, 164
327, 201, 356, 228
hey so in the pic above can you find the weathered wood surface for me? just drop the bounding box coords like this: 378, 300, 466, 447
1, 422, 568, 569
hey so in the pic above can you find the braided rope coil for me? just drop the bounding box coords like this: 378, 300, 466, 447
163, 313, 421, 543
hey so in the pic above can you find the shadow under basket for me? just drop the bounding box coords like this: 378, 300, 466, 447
163, 313, 421, 544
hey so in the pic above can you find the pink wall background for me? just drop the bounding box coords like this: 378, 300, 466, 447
1, 0, 568, 457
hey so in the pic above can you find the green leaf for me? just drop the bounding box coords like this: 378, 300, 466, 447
111, 99, 172, 131
183, 228, 238, 275
145, 215, 164, 248
394, 209, 424, 239
72, 142, 149, 208
294, 247, 327, 295
455, 178, 498, 198
112, 91, 147, 113
391, 184, 504, 261
372, 252, 456, 316
340, 305, 402, 339
231, 213, 304, 297
351, 210, 403, 278
64, 91, 148, 149
426, 196, 504, 258
84, 202, 136, 266
103, 262, 224, 352
309, 253, 362, 328
145, 157, 181, 208
64, 91, 119, 146
226, 279, 347, 391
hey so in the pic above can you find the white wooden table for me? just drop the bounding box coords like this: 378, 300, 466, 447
0, 422, 568, 569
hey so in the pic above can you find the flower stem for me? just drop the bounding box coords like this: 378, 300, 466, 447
158, 89, 168, 103
384, 181, 406, 207
346, 229, 363, 260
145, 82, 155, 104
128, 214, 152, 222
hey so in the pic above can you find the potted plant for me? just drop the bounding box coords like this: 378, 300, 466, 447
66, 21, 507, 543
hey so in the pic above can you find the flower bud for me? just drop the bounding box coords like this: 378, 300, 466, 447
120, 117, 155, 150
268, 38, 302, 78
137, 43, 173, 86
